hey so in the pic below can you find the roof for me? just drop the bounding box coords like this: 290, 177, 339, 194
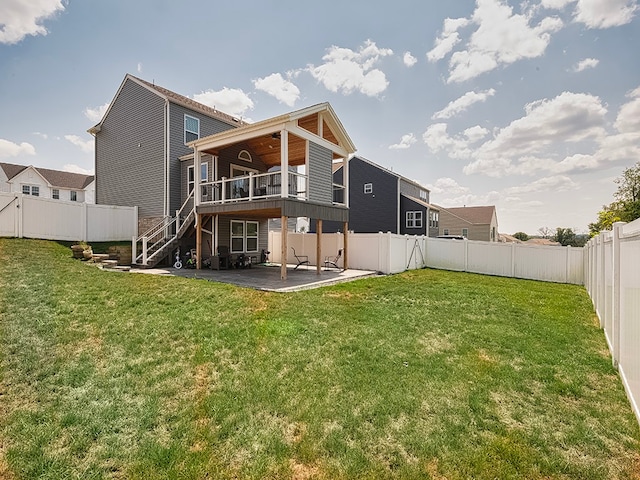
401, 194, 439, 211
88, 74, 246, 134
436, 205, 496, 225
0, 162, 94, 189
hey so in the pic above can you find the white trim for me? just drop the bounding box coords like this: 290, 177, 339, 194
364, 183, 373, 194
184, 114, 200, 144
230, 163, 258, 177
238, 149, 252, 162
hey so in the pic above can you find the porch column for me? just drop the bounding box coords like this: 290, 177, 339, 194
281, 215, 288, 280
196, 213, 202, 269
213, 215, 219, 254
316, 219, 322, 275
194, 149, 201, 206
343, 222, 349, 270
280, 130, 289, 198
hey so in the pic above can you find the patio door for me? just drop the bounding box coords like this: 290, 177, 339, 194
230, 164, 258, 199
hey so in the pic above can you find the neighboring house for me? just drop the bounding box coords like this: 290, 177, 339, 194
313, 156, 440, 237
0, 162, 94, 203
526, 238, 561, 246
90, 74, 356, 276
436, 205, 499, 242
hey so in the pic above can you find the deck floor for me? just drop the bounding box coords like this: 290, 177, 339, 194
130, 264, 379, 292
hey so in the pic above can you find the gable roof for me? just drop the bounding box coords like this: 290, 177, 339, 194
436, 205, 496, 225
0, 162, 94, 189
401, 194, 439, 211
88, 74, 245, 134
335, 156, 431, 194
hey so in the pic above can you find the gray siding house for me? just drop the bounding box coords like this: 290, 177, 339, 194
314, 156, 440, 237
90, 75, 356, 278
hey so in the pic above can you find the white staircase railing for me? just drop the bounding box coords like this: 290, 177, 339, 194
132, 191, 195, 267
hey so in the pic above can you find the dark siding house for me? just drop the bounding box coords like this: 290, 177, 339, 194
314, 156, 439, 237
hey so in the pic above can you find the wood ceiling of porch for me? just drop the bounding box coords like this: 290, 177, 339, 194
201, 113, 342, 168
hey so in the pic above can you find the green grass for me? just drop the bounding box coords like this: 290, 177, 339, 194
1, 238, 638, 479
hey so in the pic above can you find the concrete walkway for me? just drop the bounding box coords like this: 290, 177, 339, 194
131, 264, 380, 292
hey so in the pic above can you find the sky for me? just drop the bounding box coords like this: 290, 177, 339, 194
1, 0, 639, 235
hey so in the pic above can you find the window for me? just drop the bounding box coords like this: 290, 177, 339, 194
420, 189, 428, 201
184, 115, 199, 143
70, 191, 77, 201
230, 220, 259, 253
238, 150, 252, 162
406, 211, 423, 228
187, 163, 208, 194
21, 185, 39, 196
444, 229, 449, 235
429, 211, 439, 228
462, 228, 468, 238
364, 183, 373, 194
52, 189, 60, 200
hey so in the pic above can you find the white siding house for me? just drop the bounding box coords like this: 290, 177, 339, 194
0, 163, 95, 203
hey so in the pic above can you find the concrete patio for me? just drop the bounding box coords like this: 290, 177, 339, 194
130, 264, 380, 292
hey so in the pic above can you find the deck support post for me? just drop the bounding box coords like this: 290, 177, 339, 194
343, 222, 349, 270
196, 213, 202, 269
281, 215, 288, 280
316, 219, 322, 275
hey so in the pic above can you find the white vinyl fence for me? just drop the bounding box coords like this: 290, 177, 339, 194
269, 231, 584, 284
0, 192, 137, 242
585, 219, 640, 424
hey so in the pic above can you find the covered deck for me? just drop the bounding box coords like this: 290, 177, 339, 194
188, 103, 356, 279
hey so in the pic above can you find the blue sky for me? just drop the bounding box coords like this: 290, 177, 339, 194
1, 0, 639, 235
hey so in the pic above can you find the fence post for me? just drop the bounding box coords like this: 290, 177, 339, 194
17, 194, 23, 238
612, 222, 624, 367
81, 202, 88, 242
511, 242, 516, 278
464, 238, 469, 272
565, 245, 571, 284
597, 233, 605, 328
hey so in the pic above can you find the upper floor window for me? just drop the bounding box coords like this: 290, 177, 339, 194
70, 191, 77, 201
420, 189, 428, 201
462, 228, 468, 238
429, 211, 439, 228
238, 150, 252, 162
185, 115, 200, 143
22, 185, 39, 196
364, 183, 373, 194
52, 189, 60, 200
187, 163, 208, 194
406, 211, 423, 229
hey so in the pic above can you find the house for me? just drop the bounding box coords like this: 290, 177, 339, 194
89, 74, 356, 278
436, 205, 499, 242
0, 162, 94, 203
312, 156, 440, 237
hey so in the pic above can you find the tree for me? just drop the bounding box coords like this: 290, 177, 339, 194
513, 232, 529, 241
553, 227, 577, 246
538, 226, 553, 239
591, 162, 640, 236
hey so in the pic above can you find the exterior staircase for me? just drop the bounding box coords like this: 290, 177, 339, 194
132, 193, 194, 268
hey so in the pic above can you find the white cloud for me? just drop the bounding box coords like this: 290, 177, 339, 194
137, 62, 143, 73
63, 164, 94, 175
426, 177, 470, 195
614, 86, 640, 133
573, 57, 599, 71
389, 133, 417, 150
32, 132, 48, 139
430, 0, 564, 83
505, 175, 578, 194
427, 17, 470, 62
432, 88, 496, 119
84, 102, 110, 123
308, 40, 393, 97
253, 73, 300, 107
541, 0, 575, 8
423, 123, 488, 160
64, 134, 93, 154
0, 138, 36, 158
463, 125, 490, 143
574, 0, 637, 28
403, 51, 417, 67
0, 0, 64, 44
192, 87, 254, 119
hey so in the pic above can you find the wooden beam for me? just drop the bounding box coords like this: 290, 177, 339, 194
196, 213, 202, 269
316, 219, 322, 275
343, 222, 349, 270
281, 215, 287, 280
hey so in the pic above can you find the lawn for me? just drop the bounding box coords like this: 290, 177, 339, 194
0, 238, 638, 479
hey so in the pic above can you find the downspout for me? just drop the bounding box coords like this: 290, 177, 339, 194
397, 177, 401, 234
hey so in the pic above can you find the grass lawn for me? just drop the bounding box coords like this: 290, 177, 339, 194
1, 238, 639, 479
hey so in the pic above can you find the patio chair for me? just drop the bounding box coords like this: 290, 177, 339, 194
211, 245, 232, 270
324, 249, 343, 270
291, 247, 309, 270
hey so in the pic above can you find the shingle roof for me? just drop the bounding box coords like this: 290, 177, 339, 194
131, 75, 246, 127
0, 162, 94, 189
437, 205, 496, 225
401, 194, 439, 211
